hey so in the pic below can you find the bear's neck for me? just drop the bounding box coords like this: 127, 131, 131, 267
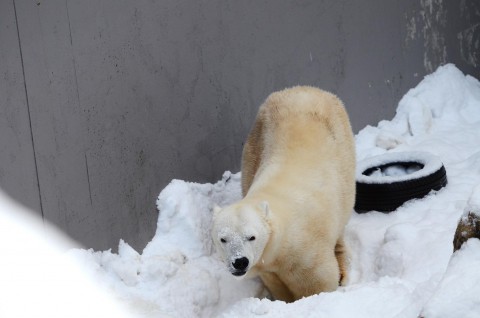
242, 194, 286, 267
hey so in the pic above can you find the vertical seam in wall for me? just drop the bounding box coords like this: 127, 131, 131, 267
84, 153, 93, 207
65, 0, 81, 105
12, 0, 45, 220
66, 0, 93, 208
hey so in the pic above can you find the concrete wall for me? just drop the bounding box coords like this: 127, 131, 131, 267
1, 0, 479, 251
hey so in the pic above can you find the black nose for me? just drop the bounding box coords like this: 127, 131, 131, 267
232, 257, 249, 270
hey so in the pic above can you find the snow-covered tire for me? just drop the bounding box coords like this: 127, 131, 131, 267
355, 151, 448, 213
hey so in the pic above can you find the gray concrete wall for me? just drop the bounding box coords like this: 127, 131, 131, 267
1, 0, 479, 251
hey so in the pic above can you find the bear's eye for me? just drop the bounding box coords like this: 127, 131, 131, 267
248, 236, 256, 241
220, 238, 227, 243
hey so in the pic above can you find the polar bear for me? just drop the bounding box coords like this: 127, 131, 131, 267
212, 86, 355, 302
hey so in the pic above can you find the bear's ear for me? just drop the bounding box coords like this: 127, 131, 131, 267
213, 205, 222, 218
259, 201, 271, 219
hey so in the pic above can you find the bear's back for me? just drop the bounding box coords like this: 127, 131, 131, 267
261, 86, 343, 118
243, 85, 355, 229
257, 86, 352, 142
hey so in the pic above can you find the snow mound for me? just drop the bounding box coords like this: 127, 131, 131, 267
68, 64, 480, 317
466, 183, 480, 216
68, 172, 262, 318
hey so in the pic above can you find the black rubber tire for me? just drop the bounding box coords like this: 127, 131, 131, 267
355, 152, 448, 213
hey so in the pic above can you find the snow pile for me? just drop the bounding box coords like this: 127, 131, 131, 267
3, 64, 480, 317
465, 183, 480, 215
67, 173, 262, 317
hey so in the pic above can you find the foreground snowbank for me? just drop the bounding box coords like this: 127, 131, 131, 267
421, 239, 480, 318
0, 192, 130, 318
3, 64, 480, 317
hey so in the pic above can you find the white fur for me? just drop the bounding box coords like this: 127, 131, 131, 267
212, 86, 355, 302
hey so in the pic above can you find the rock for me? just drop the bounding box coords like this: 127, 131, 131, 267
453, 212, 480, 252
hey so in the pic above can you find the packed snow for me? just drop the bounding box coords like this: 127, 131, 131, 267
2, 64, 480, 317
465, 183, 480, 216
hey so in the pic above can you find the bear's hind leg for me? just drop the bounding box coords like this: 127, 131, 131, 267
335, 237, 349, 286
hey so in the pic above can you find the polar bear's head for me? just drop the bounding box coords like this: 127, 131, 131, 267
211, 201, 271, 278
